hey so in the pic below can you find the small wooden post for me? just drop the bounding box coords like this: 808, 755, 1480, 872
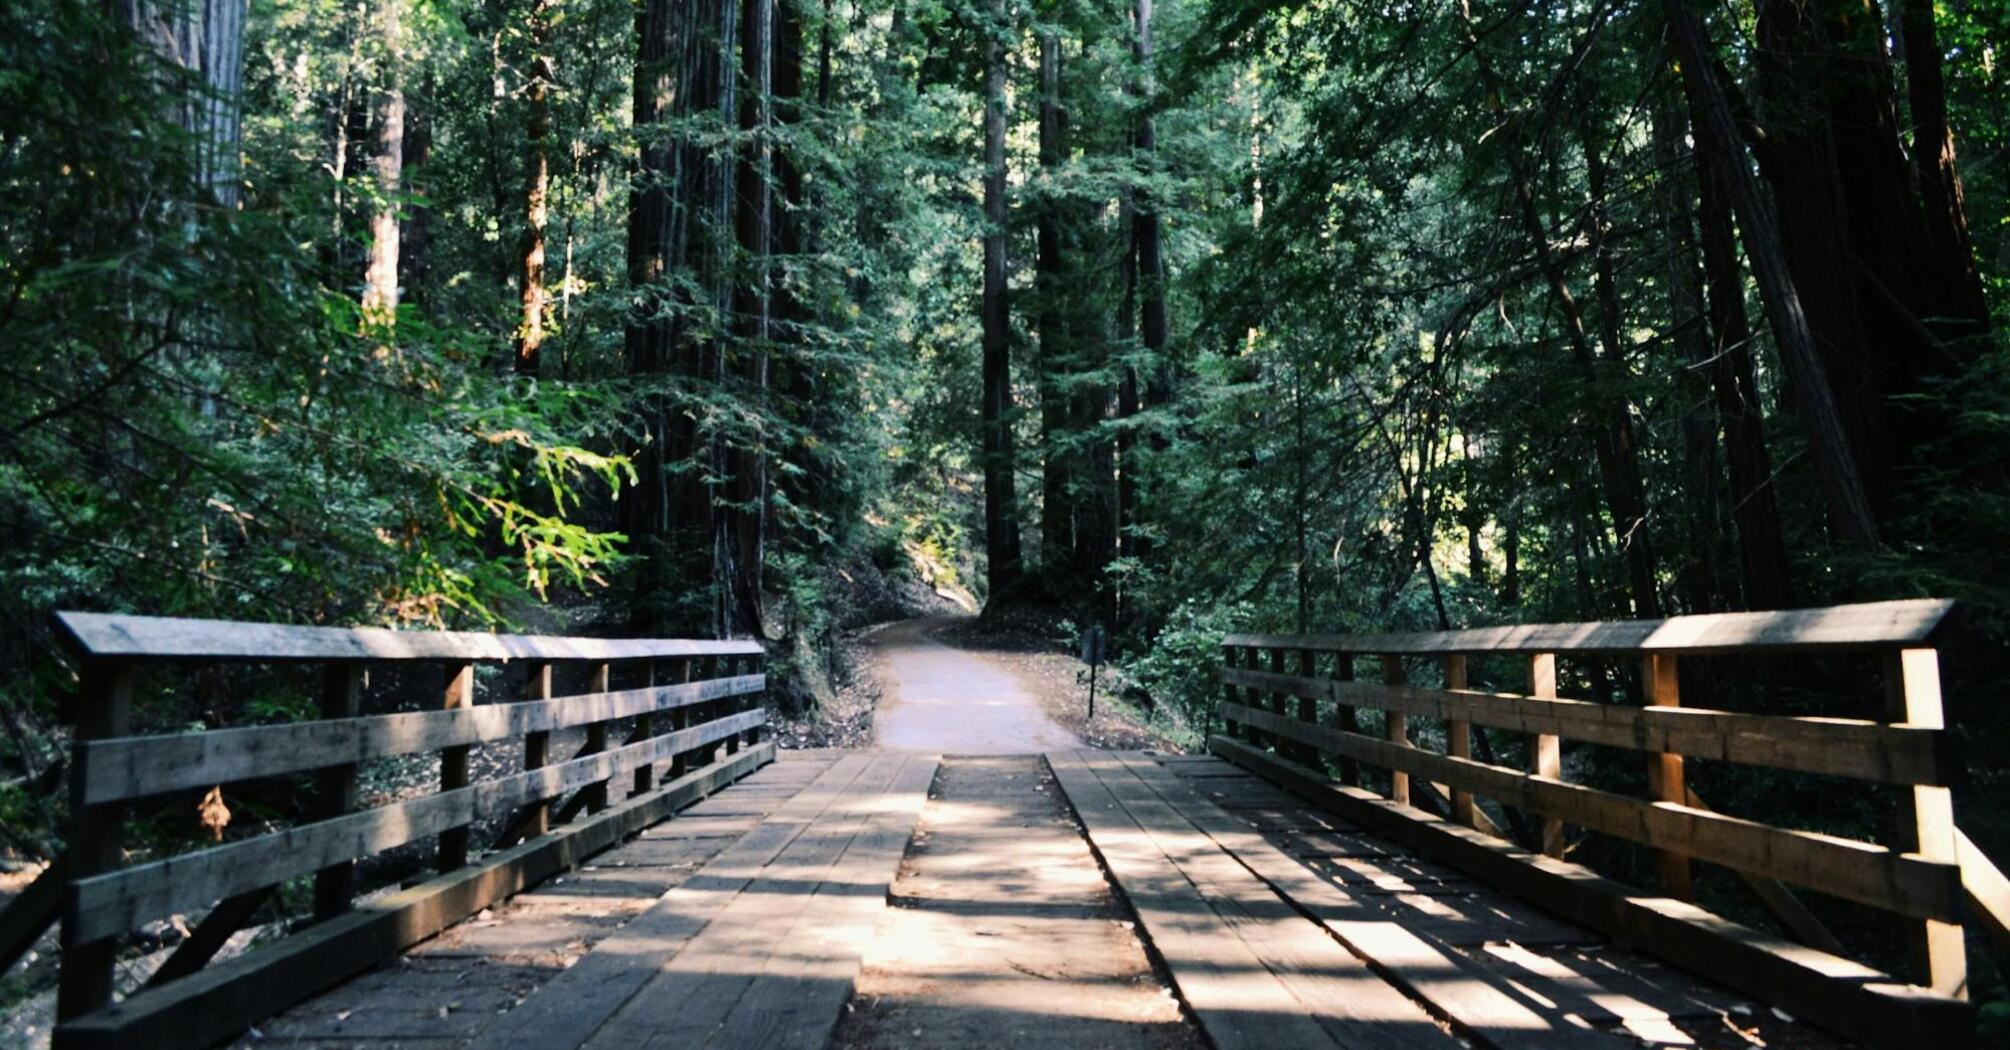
632, 660, 656, 796
1643, 653, 1691, 899
438, 661, 474, 871
313, 665, 365, 919
1332, 652, 1361, 786
1220, 645, 1242, 743
57, 660, 133, 1021
1239, 648, 1265, 749
1885, 648, 1966, 997
1444, 654, 1475, 828
745, 652, 765, 748
523, 661, 553, 838
1381, 655, 1409, 805
583, 662, 612, 812
670, 657, 693, 778
1268, 647, 1297, 762
1530, 653, 1564, 858
723, 655, 743, 757
1297, 648, 1319, 767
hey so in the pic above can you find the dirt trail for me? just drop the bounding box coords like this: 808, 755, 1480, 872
867, 616, 1081, 755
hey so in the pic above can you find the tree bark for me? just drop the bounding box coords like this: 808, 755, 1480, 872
1651, 103, 1721, 615
1666, 0, 1880, 548
1035, 31, 1073, 590
360, 0, 404, 323
978, 0, 1023, 601
728, 0, 774, 635
1898, 0, 1989, 335
516, 0, 554, 375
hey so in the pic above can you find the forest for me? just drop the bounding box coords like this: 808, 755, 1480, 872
5, 0, 2010, 1025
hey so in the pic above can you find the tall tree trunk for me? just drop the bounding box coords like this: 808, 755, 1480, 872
1665, 0, 1881, 548
1128, 0, 1167, 566
517, 0, 554, 375
1691, 93, 1792, 609
1035, 30, 1073, 591
728, 0, 774, 635
1651, 103, 1721, 615
1115, 195, 1139, 604
360, 0, 404, 323
978, 0, 1023, 601
398, 79, 433, 308
1899, 0, 1989, 334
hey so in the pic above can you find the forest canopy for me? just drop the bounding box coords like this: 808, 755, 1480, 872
5, 0, 2010, 940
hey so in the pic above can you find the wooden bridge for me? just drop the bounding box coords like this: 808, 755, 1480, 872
4, 600, 2008, 1048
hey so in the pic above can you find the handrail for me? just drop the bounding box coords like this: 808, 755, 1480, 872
55, 609, 764, 663
1224, 597, 1956, 655
1216, 598, 1971, 1047
30, 611, 772, 1048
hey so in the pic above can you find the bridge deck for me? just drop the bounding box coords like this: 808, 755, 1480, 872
230, 749, 1835, 1050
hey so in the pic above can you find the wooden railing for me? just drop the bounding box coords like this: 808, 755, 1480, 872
17, 611, 771, 1050
1215, 599, 1986, 1048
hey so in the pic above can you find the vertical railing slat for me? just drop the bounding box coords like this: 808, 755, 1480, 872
1643, 652, 1691, 899
1885, 648, 1966, 997
1380, 654, 1409, 805
313, 664, 365, 918
56, 660, 133, 1021
1529, 652, 1563, 858
437, 661, 474, 871
1444, 654, 1475, 828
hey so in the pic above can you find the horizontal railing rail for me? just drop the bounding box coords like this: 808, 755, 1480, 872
1216, 599, 1973, 1048
25, 611, 773, 1049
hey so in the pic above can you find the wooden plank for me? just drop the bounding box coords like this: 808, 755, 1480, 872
1068, 750, 1453, 1050
1381, 656, 1409, 805
1885, 649, 1966, 996
1109, 752, 1620, 1050
1642, 654, 1691, 899
1047, 749, 1351, 1050
1684, 787, 1847, 956
1225, 599, 1956, 656
312, 666, 364, 919
1443, 655, 1474, 829
54, 610, 764, 663
1210, 737, 1974, 1050
522, 661, 554, 840
577, 755, 918, 1050
488, 752, 886, 1050
144, 885, 273, 987
1220, 666, 1946, 785
439, 662, 475, 871
57, 661, 131, 1022
1530, 654, 1563, 858
78, 675, 765, 805
51, 743, 775, 1050
1222, 702, 1963, 921
68, 710, 764, 943
1956, 827, 2010, 959
700, 756, 939, 1050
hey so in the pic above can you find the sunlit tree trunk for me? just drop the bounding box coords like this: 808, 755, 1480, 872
1035, 30, 1074, 591
360, 0, 405, 324
517, 0, 554, 375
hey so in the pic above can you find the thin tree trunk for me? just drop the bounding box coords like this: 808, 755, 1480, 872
1898, 0, 1989, 336
1651, 103, 1720, 614
1692, 93, 1791, 609
978, 0, 1023, 601
1130, 0, 1168, 567
517, 0, 554, 375
1666, 0, 1880, 548
360, 0, 404, 323
399, 78, 432, 308
728, 0, 774, 635
1036, 31, 1073, 590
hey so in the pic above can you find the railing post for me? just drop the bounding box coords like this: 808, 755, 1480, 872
1219, 644, 1241, 743
313, 665, 365, 919
1268, 647, 1298, 763
57, 659, 133, 1021
723, 655, 743, 757
631, 660, 656, 795
746, 650, 765, 748
1444, 654, 1475, 828
1380, 655, 1409, 805
1643, 653, 1691, 899
1296, 648, 1319, 767
670, 657, 693, 778
438, 661, 474, 871
1885, 648, 1966, 997
1333, 651, 1360, 786
523, 660, 553, 837
1239, 647, 1265, 749
1529, 653, 1563, 858
583, 661, 612, 811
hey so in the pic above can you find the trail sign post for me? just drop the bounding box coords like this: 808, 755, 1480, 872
1080, 627, 1107, 721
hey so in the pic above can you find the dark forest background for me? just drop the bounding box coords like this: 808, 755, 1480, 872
5, 0, 2010, 1023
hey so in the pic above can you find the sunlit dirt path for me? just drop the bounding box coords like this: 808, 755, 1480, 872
867, 616, 1081, 755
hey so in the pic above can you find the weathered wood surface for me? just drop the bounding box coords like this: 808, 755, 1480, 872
1210, 737, 1972, 1049
55, 610, 764, 663
1221, 701, 1963, 921
70, 709, 765, 942
53, 744, 776, 1050
1050, 748, 1457, 1050
79, 674, 765, 804
1221, 666, 1946, 784
1225, 598, 1955, 655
